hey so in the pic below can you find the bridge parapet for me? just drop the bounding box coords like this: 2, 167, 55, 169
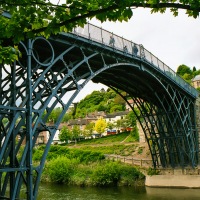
66, 23, 198, 98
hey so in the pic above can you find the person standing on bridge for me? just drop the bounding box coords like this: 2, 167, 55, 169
132, 44, 138, 56
123, 45, 128, 54
109, 35, 115, 47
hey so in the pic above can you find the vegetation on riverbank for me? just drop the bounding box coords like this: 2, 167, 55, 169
34, 145, 145, 186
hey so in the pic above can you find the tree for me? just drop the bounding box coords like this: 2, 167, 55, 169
177, 64, 192, 76
193, 66, 197, 72
71, 125, 82, 144
59, 125, 71, 143
1, 1, 200, 63
47, 107, 62, 123
107, 121, 115, 130
94, 117, 107, 136
85, 122, 95, 136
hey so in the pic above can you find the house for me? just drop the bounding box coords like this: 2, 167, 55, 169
125, 99, 134, 111
105, 111, 129, 124
192, 75, 200, 89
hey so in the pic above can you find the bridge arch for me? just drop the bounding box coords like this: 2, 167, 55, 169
0, 24, 199, 199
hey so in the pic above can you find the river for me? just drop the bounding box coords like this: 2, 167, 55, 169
37, 183, 200, 200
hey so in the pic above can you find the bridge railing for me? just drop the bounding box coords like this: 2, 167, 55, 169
70, 23, 198, 98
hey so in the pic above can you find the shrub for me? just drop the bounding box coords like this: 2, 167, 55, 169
120, 164, 145, 183
46, 156, 78, 183
147, 167, 160, 176
91, 161, 121, 186
32, 150, 43, 162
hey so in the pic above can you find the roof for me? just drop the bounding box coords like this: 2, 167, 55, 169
192, 75, 200, 81
105, 111, 129, 118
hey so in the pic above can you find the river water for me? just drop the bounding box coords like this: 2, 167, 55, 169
37, 183, 200, 200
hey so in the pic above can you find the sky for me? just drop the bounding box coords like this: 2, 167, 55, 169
73, 8, 200, 102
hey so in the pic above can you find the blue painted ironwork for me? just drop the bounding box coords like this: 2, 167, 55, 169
0, 22, 199, 199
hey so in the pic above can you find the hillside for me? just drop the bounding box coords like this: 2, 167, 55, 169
74, 88, 127, 118
66, 131, 151, 161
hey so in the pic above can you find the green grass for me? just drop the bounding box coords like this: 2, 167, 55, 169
72, 132, 130, 145
78, 144, 137, 156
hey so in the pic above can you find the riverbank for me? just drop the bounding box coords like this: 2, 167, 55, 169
35, 145, 145, 186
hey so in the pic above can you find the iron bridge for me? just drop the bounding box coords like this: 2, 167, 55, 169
0, 19, 199, 199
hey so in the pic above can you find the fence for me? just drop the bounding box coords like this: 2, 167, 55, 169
104, 154, 153, 168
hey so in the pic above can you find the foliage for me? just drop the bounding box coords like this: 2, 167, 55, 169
84, 122, 95, 137
107, 121, 115, 130
130, 127, 139, 142
33, 145, 105, 163
75, 89, 126, 118
91, 161, 121, 186
59, 125, 71, 143
47, 107, 62, 123
46, 156, 78, 183
94, 117, 107, 135
177, 64, 192, 76
176, 65, 200, 85
69, 149, 105, 163
79, 144, 137, 156
43, 159, 145, 186
147, 167, 160, 176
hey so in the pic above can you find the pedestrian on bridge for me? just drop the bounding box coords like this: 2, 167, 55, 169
132, 44, 138, 56
109, 35, 115, 47
123, 45, 128, 54
124, 46, 128, 53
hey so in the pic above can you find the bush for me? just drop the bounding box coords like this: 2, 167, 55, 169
91, 161, 121, 186
119, 164, 145, 186
46, 156, 78, 183
32, 150, 43, 162
147, 167, 160, 176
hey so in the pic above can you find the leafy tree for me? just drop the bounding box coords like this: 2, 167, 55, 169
114, 94, 125, 106
59, 125, 71, 143
47, 107, 62, 123
84, 122, 95, 137
177, 64, 192, 76
1, 1, 200, 63
107, 121, 115, 130
110, 104, 124, 113
71, 125, 82, 144
182, 73, 193, 83
116, 120, 122, 131
193, 66, 197, 72
126, 110, 138, 127
94, 117, 107, 136
61, 113, 71, 123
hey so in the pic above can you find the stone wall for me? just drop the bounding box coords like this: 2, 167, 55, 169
145, 175, 200, 188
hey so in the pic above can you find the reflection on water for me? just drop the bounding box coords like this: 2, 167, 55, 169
37, 183, 200, 200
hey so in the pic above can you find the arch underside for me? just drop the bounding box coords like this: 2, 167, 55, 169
0, 36, 198, 199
